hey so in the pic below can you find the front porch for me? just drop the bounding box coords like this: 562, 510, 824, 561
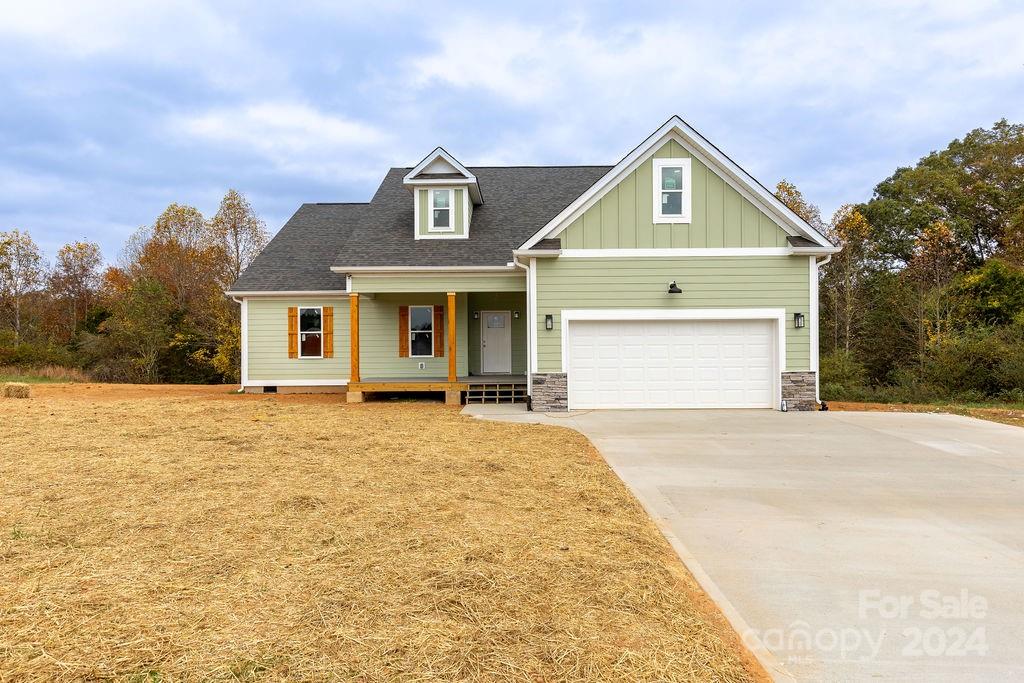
345, 284, 528, 405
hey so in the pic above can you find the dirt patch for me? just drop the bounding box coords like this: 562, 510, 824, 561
830, 401, 1024, 429
0, 385, 766, 682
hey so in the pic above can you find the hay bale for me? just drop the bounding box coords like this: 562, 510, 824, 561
3, 382, 30, 399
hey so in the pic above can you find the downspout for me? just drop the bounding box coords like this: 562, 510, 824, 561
512, 255, 531, 397
814, 254, 832, 404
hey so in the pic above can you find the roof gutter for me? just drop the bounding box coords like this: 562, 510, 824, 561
223, 289, 349, 297
329, 265, 518, 273
512, 248, 561, 258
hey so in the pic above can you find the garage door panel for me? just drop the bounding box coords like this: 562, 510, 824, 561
567, 318, 776, 409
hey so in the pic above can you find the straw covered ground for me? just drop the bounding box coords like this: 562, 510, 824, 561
0, 385, 765, 682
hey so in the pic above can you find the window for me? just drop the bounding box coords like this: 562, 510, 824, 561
429, 189, 453, 232
409, 305, 434, 357
298, 307, 322, 358
653, 158, 692, 224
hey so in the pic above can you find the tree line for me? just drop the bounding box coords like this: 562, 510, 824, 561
2, 120, 1023, 402
778, 119, 1024, 403
0, 190, 267, 383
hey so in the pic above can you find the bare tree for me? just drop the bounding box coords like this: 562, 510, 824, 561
211, 189, 269, 286
0, 229, 46, 340
49, 241, 103, 338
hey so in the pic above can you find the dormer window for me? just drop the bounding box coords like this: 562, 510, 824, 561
430, 189, 453, 232
653, 158, 692, 224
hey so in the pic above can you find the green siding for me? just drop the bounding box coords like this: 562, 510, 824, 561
351, 273, 525, 293
467, 292, 528, 375
245, 294, 473, 382
358, 293, 468, 378
534, 256, 811, 373
247, 297, 349, 382
559, 141, 790, 249
417, 187, 466, 237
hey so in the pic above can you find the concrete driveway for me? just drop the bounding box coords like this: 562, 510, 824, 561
465, 406, 1024, 682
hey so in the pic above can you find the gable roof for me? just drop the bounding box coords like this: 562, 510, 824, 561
330, 166, 610, 270
519, 116, 836, 250
404, 147, 484, 204
227, 203, 363, 293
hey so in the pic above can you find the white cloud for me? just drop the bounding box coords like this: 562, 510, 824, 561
405, 1, 1024, 214
0, 0, 283, 89
173, 102, 393, 182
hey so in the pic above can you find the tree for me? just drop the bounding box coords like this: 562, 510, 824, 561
211, 189, 269, 286
775, 179, 826, 234
820, 205, 872, 354
0, 229, 46, 340
131, 204, 222, 313
48, 241, 103, 340
901, 221, 965, 364
100, 278, 173, 382
861, 119, 1024, 267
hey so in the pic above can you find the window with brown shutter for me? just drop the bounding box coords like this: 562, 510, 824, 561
398, 305, 409, 357
433, 305, 444, 357
323, 306, 334, 358
287, 306, 298, 358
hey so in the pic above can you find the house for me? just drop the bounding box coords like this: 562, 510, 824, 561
226, 116, 839, 411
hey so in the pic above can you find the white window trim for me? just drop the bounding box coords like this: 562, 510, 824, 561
298, 306, 323, 359
652, 158, 692, 224
408, 304, 435, 358
428, 188, 455, 233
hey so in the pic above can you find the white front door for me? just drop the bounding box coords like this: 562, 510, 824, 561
481, 310, 512, 374
567, 318, 776, 409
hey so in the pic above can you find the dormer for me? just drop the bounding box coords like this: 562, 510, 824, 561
404, 147, 482, 240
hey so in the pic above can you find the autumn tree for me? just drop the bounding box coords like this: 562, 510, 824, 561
775, 179, 826, 234
820, 205, 872, 354
0, 229, 46, 340
48, 241, 103, 340
211, 189, 269, 286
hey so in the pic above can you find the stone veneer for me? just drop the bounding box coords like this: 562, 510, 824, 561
530, 373, 568, 412
781, 371, 818, 411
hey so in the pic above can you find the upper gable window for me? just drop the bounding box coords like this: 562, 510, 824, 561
653, 158, 692, 224
429, 189, 454, 232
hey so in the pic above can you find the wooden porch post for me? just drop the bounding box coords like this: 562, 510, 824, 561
347, 293, 362, 402
446, 292, 457, 382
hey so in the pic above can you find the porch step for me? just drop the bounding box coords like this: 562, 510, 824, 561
464, 383, 527, 404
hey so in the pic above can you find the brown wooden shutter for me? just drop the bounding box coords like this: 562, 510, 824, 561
322, 306, 334, 358
433, 305, 444, 357
287, 306, 298, 358
398, 305, 409, 358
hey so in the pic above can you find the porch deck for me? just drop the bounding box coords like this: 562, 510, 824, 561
348, 375, 527, 405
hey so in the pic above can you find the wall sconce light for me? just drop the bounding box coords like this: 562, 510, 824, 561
473, 311, 479, 319
513, 311, 520, 319
794, 313, 805, 329
544, 314, 554, 331
668, 280, 682, 294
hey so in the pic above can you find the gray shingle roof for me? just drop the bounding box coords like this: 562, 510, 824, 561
229, 165, 609, 291
332, 166, 609, 268
229, 203, 364, 292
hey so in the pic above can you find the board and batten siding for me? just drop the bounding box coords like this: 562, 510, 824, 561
358, 293, 469, 378
350, 273, 525, 294
467, 292, 528, 375
247, 297, 349, 382
534, 256, 812, 373
559, 140, 790, 249
417, 187, 466, 237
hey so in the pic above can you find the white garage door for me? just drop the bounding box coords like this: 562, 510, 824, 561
567, 319, 776, 409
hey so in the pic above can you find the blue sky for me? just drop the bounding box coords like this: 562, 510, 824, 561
2, 0, 1022, 263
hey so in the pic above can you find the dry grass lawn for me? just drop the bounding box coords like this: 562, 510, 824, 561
830, 400, 1024, 429
1, 385, 765, 682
